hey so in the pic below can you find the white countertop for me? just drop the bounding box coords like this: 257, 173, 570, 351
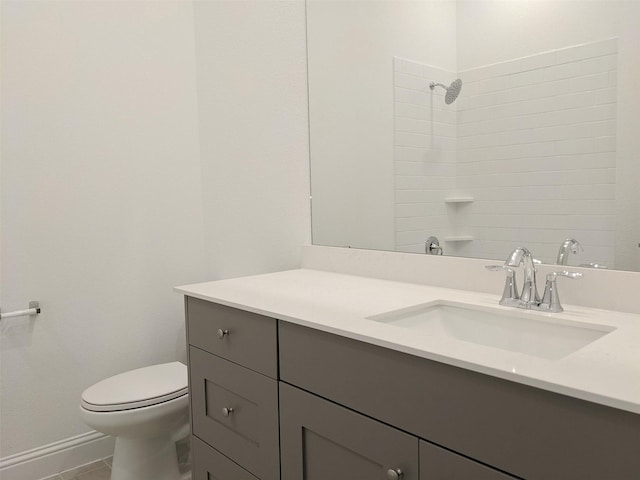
176, 268, 640, 414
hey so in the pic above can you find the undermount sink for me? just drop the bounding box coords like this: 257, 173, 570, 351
367, 301, 615, 360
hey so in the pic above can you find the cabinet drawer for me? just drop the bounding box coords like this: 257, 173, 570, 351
420, 440, 517, 479
190, 346, 279, 480
280, 382, 419, 480
280, 321, 640, 480
186, 297, 277, 378
192, 436, 259, 480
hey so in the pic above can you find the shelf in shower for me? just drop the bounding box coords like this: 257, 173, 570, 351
444, 197, 474, 204
443, 236, 474, 242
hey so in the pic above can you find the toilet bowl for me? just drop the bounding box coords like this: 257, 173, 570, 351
80, 362, 189, 480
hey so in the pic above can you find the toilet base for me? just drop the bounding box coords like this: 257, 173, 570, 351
111, 434, 181, 480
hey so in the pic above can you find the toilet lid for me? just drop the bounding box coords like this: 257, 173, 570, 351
81, 362, 188, 412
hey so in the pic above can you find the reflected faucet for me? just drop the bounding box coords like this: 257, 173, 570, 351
557, 238, 583, 265
505, 247, 540, 308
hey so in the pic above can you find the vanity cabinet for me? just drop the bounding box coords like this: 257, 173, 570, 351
279, 321, 640, 480
279, 381, 515, 480
280, 382, 419, 479
186, 297, 280, 480
185, 297, 640, 480
419, 441, 517, 479
192, 436, 258, 480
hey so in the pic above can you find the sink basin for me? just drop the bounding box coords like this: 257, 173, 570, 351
367, 301, 615, 360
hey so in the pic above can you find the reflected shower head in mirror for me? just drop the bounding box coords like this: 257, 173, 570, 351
429, 78, 462, 104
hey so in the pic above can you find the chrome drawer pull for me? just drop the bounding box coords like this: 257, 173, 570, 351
217, 328, 229, 339
386, 468, 404, 480
222, 407, 234, 417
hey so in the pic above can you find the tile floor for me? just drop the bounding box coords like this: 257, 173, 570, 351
40, 438, 191, 480
41, 458, 112, 480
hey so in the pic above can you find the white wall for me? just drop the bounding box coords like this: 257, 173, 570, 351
192, 0, 310, 280
308, 0, 457, 251
0, 0, 310, 468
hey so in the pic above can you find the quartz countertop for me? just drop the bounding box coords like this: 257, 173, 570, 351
175, 268, 640, 414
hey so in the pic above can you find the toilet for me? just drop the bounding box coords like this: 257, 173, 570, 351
80, 362, 189, 480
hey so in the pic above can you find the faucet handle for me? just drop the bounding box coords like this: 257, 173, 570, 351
539, 270, 583, 313
485, 265, 520, 306
485, 265, 507, 272
546, 270, 583, 282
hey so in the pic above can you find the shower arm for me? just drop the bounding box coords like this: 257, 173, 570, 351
429, 82, 448, 91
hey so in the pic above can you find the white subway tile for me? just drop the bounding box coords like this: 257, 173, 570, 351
432, 108, 457, 125
395, 117, 430, 135
395, 57, 424, 77
396, 230, 432, 246
594, 136, 616, 152
555, 38, 618, 64
394, 87, 427, 106
394, 146, 429, 162
395, 132, 431, 148
395, 72, 427, 91
396, 244, 424, 254
554, 137, 595, 155
518, 50, 559, 72
395, 161, 455, 177
395, 190, 450, 204
396, 216, 429, 231
395, 203, 428, 218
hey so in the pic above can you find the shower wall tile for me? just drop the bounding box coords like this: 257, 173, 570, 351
393, 57, 458, 255
457, 38, 618, 266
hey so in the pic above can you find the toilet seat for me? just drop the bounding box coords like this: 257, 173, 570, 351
81, 362, 188, 412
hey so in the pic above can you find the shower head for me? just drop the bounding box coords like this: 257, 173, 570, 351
429, 78, 463, 104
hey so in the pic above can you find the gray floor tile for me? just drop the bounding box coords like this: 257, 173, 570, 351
38, 445, 191, 480
60, 460, 105, 480
72, 464, 111, 480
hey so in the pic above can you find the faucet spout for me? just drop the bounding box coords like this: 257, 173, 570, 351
557, 238, 583, 265
505, 247, 540, 307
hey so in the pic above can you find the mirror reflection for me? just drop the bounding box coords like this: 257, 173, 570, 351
307, 0, 640, 272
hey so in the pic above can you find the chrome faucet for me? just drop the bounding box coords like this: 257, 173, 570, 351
557, 238, 583, 265
505, 247, 540, 308
487, 247, 583, 312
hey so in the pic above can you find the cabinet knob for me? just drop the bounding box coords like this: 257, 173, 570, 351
386, 468, 404, 480
217, 328, 229, 339
222, 407, 234, 417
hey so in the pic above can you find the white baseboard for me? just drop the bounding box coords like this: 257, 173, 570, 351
0, 431, 115, 480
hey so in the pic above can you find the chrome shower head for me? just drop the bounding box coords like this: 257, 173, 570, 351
429, 78, 463, 104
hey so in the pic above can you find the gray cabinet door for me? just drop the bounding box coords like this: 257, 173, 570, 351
419, 440, 518, 480
280, 382, 419, 480
190, 346, 280, 480
192, 436, 259, 480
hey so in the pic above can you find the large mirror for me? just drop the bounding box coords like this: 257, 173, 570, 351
307, 0, 640, 272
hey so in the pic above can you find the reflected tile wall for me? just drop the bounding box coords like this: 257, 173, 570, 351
393, 38, 617, 266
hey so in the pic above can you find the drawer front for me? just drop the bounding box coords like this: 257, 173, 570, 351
192, 436, 259, 480
420, 440, 517, 479
186, 297, 277, 378
280, 382, 419, 480
280, 321, 640, 480
190, 346, 279, 480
